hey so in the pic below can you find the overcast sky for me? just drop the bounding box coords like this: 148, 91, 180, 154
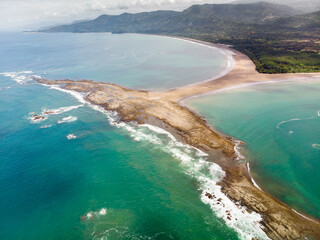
0, 0, 236, 31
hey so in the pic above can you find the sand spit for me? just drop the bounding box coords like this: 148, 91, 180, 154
37, 41, 320, 239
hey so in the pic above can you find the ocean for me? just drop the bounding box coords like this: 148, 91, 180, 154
0, 32, 269, 240
186, 80, 320, 220
0, 32, 228, 91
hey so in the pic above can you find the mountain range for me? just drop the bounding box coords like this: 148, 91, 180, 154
42, 2, 299, 35
41, 2, 320, 74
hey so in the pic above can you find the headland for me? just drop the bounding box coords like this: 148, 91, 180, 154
37, 39, 320, 239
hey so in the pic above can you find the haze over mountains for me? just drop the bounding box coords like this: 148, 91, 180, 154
233, 0, 320, 13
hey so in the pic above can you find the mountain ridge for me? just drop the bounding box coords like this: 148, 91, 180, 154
40, 2, 320, 74
42, 2, 299, 34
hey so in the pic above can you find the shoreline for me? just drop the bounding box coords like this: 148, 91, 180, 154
126, 33, 236, 91
180, 76, 320, 102
35, 36, 320, 239
148, 36, 320, 102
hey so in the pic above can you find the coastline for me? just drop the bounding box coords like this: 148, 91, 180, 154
35, 36, 320, 239
148, 36, 320, 102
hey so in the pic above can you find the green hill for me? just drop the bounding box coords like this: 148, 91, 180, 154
273, 10, 320, 30
43, 2, 298, 35
41, 2, 320, 74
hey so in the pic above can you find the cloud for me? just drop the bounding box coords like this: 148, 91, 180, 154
0, 0, 232, 31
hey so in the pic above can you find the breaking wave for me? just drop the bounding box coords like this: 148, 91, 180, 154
57, 116, 78, 124
247, 162, 262, 191
40, 124, 53, 129
312, 144, 320, 150
0, 71, 41, 85
276, 114, 317, 132
66, 134, 77, 140
26, 113, 48, 123
48, 85, 87, 104
26, 104, 82, 124
42, 104, 83, 115
47, 85, 269, 240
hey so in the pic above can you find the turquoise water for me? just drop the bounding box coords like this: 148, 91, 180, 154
0, 32, 227, 90
186, 81, 320, 219
0, 33, 270, 240
0, 81, 242, 239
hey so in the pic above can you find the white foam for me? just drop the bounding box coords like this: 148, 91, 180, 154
42, 104, 83, 115
26, 114, 48, 124
141, 124, 177, 141
199, 176, 268, 240
83, 208, 108, 221
0, 71, 37, 85
291, 209, 319, 223
113, 122, 269, 240
99, 208, 107, 215
277, 116, 315, 130
247, 162, 263, 191
57, 116, 78, 124
43, 84, 269, 240
49, 85, 87, 104
312, 144, 320, 150
234, 140, 245, 161
27, 103, 83, 126
66, 134, 77, 139
40, 124, 53, 129
277, 118, 302, 129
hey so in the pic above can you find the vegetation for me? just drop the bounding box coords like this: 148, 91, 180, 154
217, 37, 320, 73
41, 2, 320, 74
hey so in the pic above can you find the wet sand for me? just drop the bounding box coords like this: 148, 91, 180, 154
37, 40, 320, 239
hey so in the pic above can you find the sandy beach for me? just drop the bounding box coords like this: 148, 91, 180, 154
37, 39, 320, 239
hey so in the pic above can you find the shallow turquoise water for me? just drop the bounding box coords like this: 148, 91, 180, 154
0, 33, 257, 239
0, 81, 241, 240
186, 81, 320, 219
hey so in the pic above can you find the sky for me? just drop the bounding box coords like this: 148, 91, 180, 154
0, 0, 236, 31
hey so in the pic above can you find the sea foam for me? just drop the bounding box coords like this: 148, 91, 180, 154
42, 104, 83, 115
312, 144, 320, 150
277, 116, 316, 131
123, 124, 269, 240
66, 134, 77, 140
247, 162, 263, 191
47, 85, 269, 240
27, 104, 82, 125
0, 71, 40, 85
57, 116, 78, 124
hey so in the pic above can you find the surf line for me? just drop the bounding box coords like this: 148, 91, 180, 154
246, 162, 263, 191
43, 84, 270, 240
276, 115, 316, 130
